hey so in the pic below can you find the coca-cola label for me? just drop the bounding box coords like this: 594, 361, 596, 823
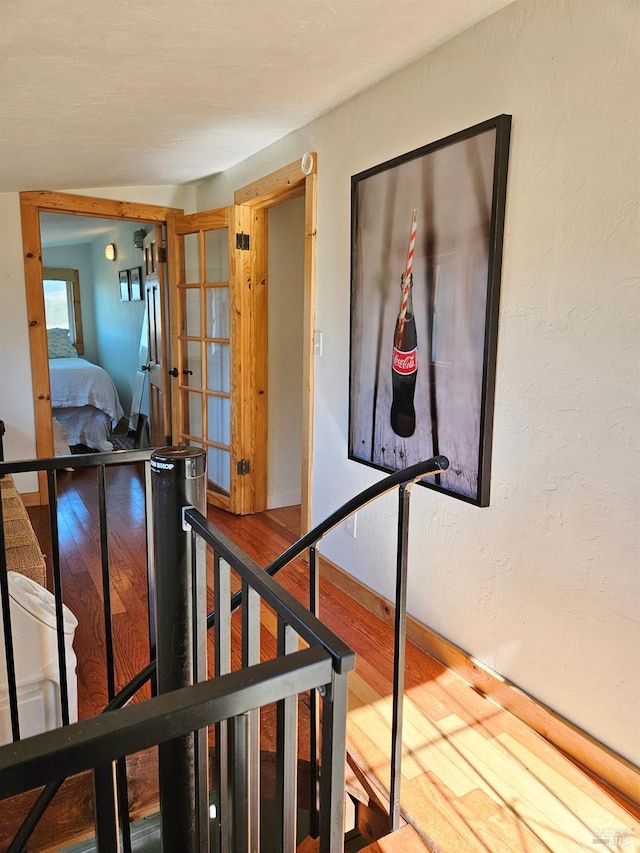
392, 347, 417, 375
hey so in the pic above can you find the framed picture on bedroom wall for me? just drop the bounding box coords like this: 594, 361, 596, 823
129, 267, 143, 301
119, 270, 130, 301
348, 114, 511, 506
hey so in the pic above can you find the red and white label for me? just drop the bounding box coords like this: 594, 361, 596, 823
392, 347, 417, 375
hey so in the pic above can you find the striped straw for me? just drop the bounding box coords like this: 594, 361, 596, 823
399, 209, 418, 320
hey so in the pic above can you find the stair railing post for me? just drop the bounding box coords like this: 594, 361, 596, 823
308, 543, 321, 838
150, 446, 208, 852
389, 481, 412, 832
319, 669, 349, 852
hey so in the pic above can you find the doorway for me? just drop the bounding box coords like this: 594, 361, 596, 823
233, 155, 317, 532
20, 192, 184, 501
21, 158, 317, 520
266, 195, 305, 510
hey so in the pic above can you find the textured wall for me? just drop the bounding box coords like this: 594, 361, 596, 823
198, 0, 639, 762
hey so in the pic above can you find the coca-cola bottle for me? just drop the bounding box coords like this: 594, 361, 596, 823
391, 274, 417, 437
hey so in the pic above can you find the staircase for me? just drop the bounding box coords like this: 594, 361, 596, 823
0, 445, 451, 851
2, 440, 637, 851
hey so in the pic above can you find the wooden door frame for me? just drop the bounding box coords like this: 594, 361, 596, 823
20, 191, 184, 503
234, 155, 317, 533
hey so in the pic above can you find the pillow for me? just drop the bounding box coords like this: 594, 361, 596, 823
47, 328, 78, 359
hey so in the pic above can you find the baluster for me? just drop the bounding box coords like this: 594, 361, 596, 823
191, 524, 209, 852
0, 489, 20, 741
93, 762, 119, 852
319, 670, 349, 852
276, 620, 298, 852
230, 711, 250, 852
143, 459, 157, 696
389, 482, 411, 832
242, 581, 261, 851
215, 552, 232, 853
46, 469, 71, 727
96, 465, 133, 847
96, 464, 115, 703
308, 543, 321, 838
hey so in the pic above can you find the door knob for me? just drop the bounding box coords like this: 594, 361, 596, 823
168, 367, 179, 377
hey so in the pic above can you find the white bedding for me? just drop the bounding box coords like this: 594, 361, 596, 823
49, 358, 124, 451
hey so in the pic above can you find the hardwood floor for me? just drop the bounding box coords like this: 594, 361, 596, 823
2, 464, 637, 851
208, 506, 640, 852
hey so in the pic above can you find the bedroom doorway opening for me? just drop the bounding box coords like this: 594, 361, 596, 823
20, 192, 184, 502
37, 215, 164, 452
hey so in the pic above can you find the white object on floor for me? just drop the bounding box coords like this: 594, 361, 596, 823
52, 416, 71, 456
0, 572, 78, 745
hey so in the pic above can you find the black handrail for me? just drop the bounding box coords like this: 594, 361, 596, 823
0, 649, 336, 800
2, 450, 449, 848
227, 455, 448, 604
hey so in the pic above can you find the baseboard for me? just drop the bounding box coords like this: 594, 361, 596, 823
18, 490, 41, 507
319, 555, 640, 809
267, 490, 302, 510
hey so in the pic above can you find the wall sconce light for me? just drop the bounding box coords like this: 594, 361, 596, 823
105, 243, 117, 261
133, 229, 147, 250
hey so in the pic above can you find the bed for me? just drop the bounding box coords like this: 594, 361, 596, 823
48, 330, 124, 452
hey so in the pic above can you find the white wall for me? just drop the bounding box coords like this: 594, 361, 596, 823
90, 221, 146, 415
196, 0, 639, 763
0, 184, 196, 491
267, 196, 304, 508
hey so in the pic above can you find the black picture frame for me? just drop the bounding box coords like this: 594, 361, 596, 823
129, 266, 143, 301
119, 270, 130, 301
348, 115, 511, 506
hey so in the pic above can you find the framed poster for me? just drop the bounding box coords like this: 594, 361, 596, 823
129, 266, 143, 301
119, 270, 130, 301
349, 115, 511, 505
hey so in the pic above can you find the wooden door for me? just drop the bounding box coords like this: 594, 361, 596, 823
143, 228, 171, 446
166, 206, 263, 514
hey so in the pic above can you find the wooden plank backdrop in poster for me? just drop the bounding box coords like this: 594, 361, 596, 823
349, 115, 511, 505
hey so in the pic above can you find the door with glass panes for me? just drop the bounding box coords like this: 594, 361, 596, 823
167, 206, 258, 514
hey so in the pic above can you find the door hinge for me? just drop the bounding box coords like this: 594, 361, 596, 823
158, 246, 167, 263
236, 459, 251, 475
235, 232, 250, 251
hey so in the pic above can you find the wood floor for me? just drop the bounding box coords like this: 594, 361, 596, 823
2, 464, 638, 852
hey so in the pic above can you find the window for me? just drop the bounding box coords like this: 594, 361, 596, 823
42, 267, 84, 355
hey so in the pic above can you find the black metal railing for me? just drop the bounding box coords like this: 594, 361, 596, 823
0, 429, 448, 849
235, 454, 449, 833
0, 447, 155, 744
0, 443, 157, 852
0, 444, 357, 851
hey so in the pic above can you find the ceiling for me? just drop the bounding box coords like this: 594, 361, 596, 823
39, 212, 145, 248
1, 0, 512, 195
